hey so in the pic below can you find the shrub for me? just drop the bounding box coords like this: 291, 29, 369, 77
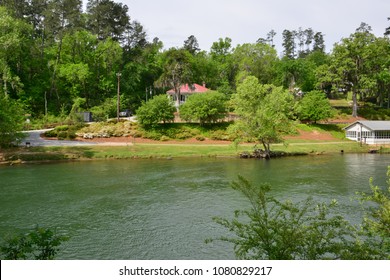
296, 90, 334, 123
209, 176, 361, 260
57, 131, 68, 140
179, 91, 228, 125
210, 129, 232, 141
0, 97, 25, 148
0, 226, 68, 260
136, 95, 176, 128
160, 135, 170, 141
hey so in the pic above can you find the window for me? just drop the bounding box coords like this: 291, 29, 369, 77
346, 131, 357, 138
375, 131, 390, 139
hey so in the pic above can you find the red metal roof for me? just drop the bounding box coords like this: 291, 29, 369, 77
167, 83, 209, 94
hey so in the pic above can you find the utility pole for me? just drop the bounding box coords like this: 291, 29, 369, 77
116, 72, 121, 122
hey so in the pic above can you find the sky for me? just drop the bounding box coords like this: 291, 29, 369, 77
84, 0, 390, 54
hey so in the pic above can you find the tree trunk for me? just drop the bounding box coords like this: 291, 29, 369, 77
352, 89, 358, 117
261, 140, 271, 160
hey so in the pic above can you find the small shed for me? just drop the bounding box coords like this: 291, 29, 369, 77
344, 121, 390, 144
77, 112, 93, 122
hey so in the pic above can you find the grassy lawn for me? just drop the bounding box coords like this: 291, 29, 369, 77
89, 143, 245, 159
272, 141, 370, 154
1, 140, 375, 164
2, 121, 385, 164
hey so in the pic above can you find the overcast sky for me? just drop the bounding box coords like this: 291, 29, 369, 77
85, 0, 390, 54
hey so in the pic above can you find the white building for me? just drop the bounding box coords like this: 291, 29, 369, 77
344, 121, 390, 145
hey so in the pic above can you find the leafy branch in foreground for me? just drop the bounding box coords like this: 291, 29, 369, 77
208, 176, 387, 260
357, 167, 390, 259
0, 226, 68, 260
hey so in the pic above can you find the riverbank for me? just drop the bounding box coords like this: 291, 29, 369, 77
1, 140, 385, 165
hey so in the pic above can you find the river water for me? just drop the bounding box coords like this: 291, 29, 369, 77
0, 154, 389, 259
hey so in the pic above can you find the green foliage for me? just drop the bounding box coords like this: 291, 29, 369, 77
0, 7, 31, 97
231, 76, 295, 158
0, 226, 68, 260
157, 48, 194, 107
359, 106, 390, 120
179, 91, 228, 125
357, 167, 390, 258
2, 0, 390, 125
136, 95, 175, 128
44, 124, 85, 140
210, 176, 359, 260
78, 121, 137, 138
0, 96, 25, 147
232, 43, 278, 84
89, 98, 118, 121
296, 90, 334, 123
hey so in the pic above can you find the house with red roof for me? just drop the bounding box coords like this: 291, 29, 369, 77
166, 83, 209, 107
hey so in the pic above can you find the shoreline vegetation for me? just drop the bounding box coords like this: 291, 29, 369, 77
0, 140, 388, 165
1, 121, 389, 165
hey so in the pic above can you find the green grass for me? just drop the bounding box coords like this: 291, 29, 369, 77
272, 141, 370, 154
1, 140, 375, 164
294, 123, 346, 140
88, 143, 245, 159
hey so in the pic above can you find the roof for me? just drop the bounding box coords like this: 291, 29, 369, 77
167, 83, 209, 94
344, 121, 390, 131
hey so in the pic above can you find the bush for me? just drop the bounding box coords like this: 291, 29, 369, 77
0, 97, 25, 148
209, 176, 361, 260
296, 90, 334, 123
209, 129, 232, 141
0, 226, 68, 260
179, 91, 228, 125
89, 98, 119, 121
160, 135, 170, 141
44, 124, 84, 140
136, 95, 176, 128
57, 131, 68, 140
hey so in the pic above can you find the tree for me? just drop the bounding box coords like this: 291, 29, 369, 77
296, 90, 334, 123
385, 17, 390, 36
136, 94, 175, 127
329, 23, 377, 117
0, 96, 25, 148
231, 76, 294, 159
157, 48, 193, 107
86, 0, 130, 41
209, 176, 359, 260
0, 226, 68, 260
210, 37, 235, 94
183, 35, 200, 55
233, 43, 278, 85
274, 57, 317, 93
282, 29, 296, 59
0, 6, 31, 97
313, 32, 325, 53
179, 91, 227, 125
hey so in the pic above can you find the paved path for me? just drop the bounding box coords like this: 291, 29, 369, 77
21, 130, 98, 147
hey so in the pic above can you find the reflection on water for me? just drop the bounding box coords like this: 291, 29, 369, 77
0, 154, 389, 259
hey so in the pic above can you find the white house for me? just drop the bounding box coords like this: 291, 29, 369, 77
344, 121, 390, 145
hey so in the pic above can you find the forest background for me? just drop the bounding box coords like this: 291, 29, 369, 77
1, 0, 390, 129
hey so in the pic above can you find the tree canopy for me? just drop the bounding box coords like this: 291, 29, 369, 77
231, 76, 295, 158
1, 0, 390, 125
179, 91, 228, 125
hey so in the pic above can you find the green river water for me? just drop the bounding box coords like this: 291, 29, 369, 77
0, 154, 389, 259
